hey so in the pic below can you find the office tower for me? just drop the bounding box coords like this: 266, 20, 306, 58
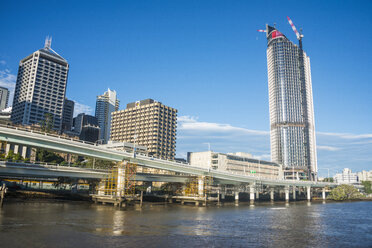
0, 86, 9, 111
73, 113, 100, 143
95, 89, 119, 143
11, 37, 69, 130
62, 98, 74, 131
111, 99, 177, 160
265, 24, 317, 180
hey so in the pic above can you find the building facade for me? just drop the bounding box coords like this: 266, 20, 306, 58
62, 98, 74, 131
334, 168, 359, 185
266, 25, 317, 180
357, 170, 372, 182
111, 99, 177, 160
11, 38, 69, 131
0, 86, 9, 111
73, 113, 100, 143
95, 89, 119, 143
188, 151, 283, 180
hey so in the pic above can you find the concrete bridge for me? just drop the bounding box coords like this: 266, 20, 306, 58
0, 125, 336, 202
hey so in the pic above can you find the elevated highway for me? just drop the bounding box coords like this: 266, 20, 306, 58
0, 125, 335, 188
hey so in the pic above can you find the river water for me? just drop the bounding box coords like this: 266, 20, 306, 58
0, 200, 371, 247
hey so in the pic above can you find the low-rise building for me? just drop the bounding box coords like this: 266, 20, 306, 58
357, 170, 372, 182
187, 151, 283, 180
334, 168, 359, 185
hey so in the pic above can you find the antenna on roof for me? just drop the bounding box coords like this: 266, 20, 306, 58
44, 36, 52, 50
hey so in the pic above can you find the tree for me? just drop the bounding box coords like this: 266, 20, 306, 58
328, 184, 363, 201
40, 113, 54, 133
36, 149, 65, 164
361, 181, 372, 194
13, 153, 23, 161
5, 150, 15, 160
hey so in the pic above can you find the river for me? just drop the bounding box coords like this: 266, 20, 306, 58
0, 200, 371, 247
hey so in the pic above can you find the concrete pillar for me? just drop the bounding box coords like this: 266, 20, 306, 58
22, 146, 28, 159
322, 188, 326, 200
235, 191, 239, 204
249, 184, 255, 203
198, 177, 204, 197
255, 191, 259, 200
221, 192, 225, 200
292, 186, 296, 200
5, 143, 10, 154
285, 186, 290, 202
117, 162, 126, 197
270, 188, 274, 201
307, 186, 311, 201
14, 145, 19, 154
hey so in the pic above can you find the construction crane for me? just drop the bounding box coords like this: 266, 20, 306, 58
286, 16, 313, 181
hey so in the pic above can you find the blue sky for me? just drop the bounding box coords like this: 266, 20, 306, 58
0, 0, 371, 176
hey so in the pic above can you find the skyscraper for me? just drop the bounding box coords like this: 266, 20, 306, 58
95, 89, 119, 143
0, 86, 9, 111
11, 38, 69, 130
110, 99, 177, 160
73, 113, 100, 143
62, 98, 74, 131
265, 24, 317, 180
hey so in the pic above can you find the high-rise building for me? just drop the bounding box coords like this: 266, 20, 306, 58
265, 24, 317, 180
73, 113, 100, 143
11, 38, 69, 130
0, 86, 9, 111
62, 98, 74, 131
110, 99, 177, 160
95, 89, 119, 143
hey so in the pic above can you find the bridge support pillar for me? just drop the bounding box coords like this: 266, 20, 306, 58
234, 191, 239, 204
270, 188, 274, 201
322, 188, 326, 200
306, 186, 311, 201
292, 186, 296, 201
255, 190, 259, 200
285, 186, 290, 202
249, 184, 255, 204
198, 177, 205, 197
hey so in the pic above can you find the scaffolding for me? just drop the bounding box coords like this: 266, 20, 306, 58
98, 161, 137, 197
184, 176, 213, 197
124, 161, 137, 196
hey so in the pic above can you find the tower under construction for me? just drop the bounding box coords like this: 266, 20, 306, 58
265, 18, 317, 181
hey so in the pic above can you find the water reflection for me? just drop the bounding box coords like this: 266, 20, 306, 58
0, 201, 370, 247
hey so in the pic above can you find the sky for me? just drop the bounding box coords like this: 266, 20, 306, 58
0, 0, 371, 177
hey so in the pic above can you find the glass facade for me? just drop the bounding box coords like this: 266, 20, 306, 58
266, 25, 317, 180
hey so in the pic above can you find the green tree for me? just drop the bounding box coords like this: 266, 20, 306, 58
5, 150, 15, 160
13, 153, 23, 161
361, 181, 372, 194
40, 113, 54, 133
36, 149, 65, 164
328, 184, 363, 201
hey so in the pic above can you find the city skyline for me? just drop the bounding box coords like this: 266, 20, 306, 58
0, 0, 371, 176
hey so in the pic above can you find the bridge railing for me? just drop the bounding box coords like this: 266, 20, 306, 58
0, 159, 109, 173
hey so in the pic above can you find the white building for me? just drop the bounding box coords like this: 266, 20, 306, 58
357, 170, 372, 182
95, 89, 119, 143
266, 24, 317, 180
188, 151, 283, 180
334, 168, 359, 185
11, 38, 68, 131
